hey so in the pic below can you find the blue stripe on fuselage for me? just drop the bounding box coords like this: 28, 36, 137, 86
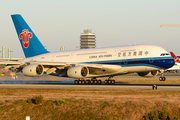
82, 56, 175, 69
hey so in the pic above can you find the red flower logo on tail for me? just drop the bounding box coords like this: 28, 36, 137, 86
19, 29, 32, 48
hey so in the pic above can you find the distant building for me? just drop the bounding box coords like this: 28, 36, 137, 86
60, 46, 65, 51
8, 48, 13, 58
2, 47, 5, 58
80, 29, 96, 49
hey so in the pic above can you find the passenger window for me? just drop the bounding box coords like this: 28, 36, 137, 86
133, 52, 137, 56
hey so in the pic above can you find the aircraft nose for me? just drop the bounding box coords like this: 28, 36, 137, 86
164, 58, 175, 68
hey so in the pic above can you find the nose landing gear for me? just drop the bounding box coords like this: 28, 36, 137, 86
159, 73, 166, 81
158, 70, 166, 81
159, 76, 166, 81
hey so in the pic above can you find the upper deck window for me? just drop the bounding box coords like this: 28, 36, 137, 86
128, 52, 131, 56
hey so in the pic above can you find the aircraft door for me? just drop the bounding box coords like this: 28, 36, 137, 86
51, 53, 56, 61
118, 53, 122, 65
70, 52, 75, 60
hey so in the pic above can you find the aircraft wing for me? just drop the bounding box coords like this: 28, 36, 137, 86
0, 61, 24, 65
0, 61, 24, 70
1, 61, 67, 70
1, 60, 123, 77
32, 62, 122, 77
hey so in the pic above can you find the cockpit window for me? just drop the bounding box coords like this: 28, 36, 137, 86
160, 53, 169, 56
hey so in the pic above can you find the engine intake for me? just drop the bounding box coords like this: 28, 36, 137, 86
67, 66, 89, 79
22, 63, 44, 77
137, 71, 158, 77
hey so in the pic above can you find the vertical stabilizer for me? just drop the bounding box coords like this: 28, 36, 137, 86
170, 52, 180, 63
11, 14, 49, 58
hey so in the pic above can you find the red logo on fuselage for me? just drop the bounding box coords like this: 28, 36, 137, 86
19, 29, 32, 48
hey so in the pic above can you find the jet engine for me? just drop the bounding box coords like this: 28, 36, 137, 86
137, 71, 158, 77
67, 66, 89, 79
22, 63, 44, 77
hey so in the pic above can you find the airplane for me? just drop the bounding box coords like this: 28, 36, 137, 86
0, 14, 175, 84
167, 52, 180, 72
170, 52, 180, 63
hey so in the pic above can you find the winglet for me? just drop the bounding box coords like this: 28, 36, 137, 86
170, 52, 180, 63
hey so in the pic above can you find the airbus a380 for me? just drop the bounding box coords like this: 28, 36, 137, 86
1, 14, 175, 84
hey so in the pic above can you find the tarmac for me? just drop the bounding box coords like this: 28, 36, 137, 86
0, 73, 179, 90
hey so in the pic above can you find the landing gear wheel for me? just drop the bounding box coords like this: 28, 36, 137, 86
90, 80, 94, 84
162, 77, 166, 81
159, 77, 163, 81
82, 80, 85, 84
104, 80, 108, 84
98, 80, 102, 84
79, 80, 82, 84
112, 80, 115, 84
86, 80, 90, 84
74, 80, 78, 84
94, 80, 98, 84
108, 80, 112, 84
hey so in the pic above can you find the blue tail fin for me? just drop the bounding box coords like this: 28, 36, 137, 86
11, 14, 49, 58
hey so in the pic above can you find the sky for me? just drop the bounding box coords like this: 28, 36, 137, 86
0, 0, 180, 58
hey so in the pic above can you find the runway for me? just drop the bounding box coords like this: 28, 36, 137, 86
0, 81, 180, 90
0, 73, 179, 90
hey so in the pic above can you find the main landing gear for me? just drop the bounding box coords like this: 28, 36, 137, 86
104, 76, 115, 85
74, 78, 101, 85
74, 77, 116, 85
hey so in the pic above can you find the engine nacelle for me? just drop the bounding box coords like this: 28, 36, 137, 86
137, 71, 158, 77
22, 63, 44, 77
67, 66, 89, 79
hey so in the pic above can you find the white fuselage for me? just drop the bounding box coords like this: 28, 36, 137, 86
18, 44, 174, 78
20, 45, 168, 63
